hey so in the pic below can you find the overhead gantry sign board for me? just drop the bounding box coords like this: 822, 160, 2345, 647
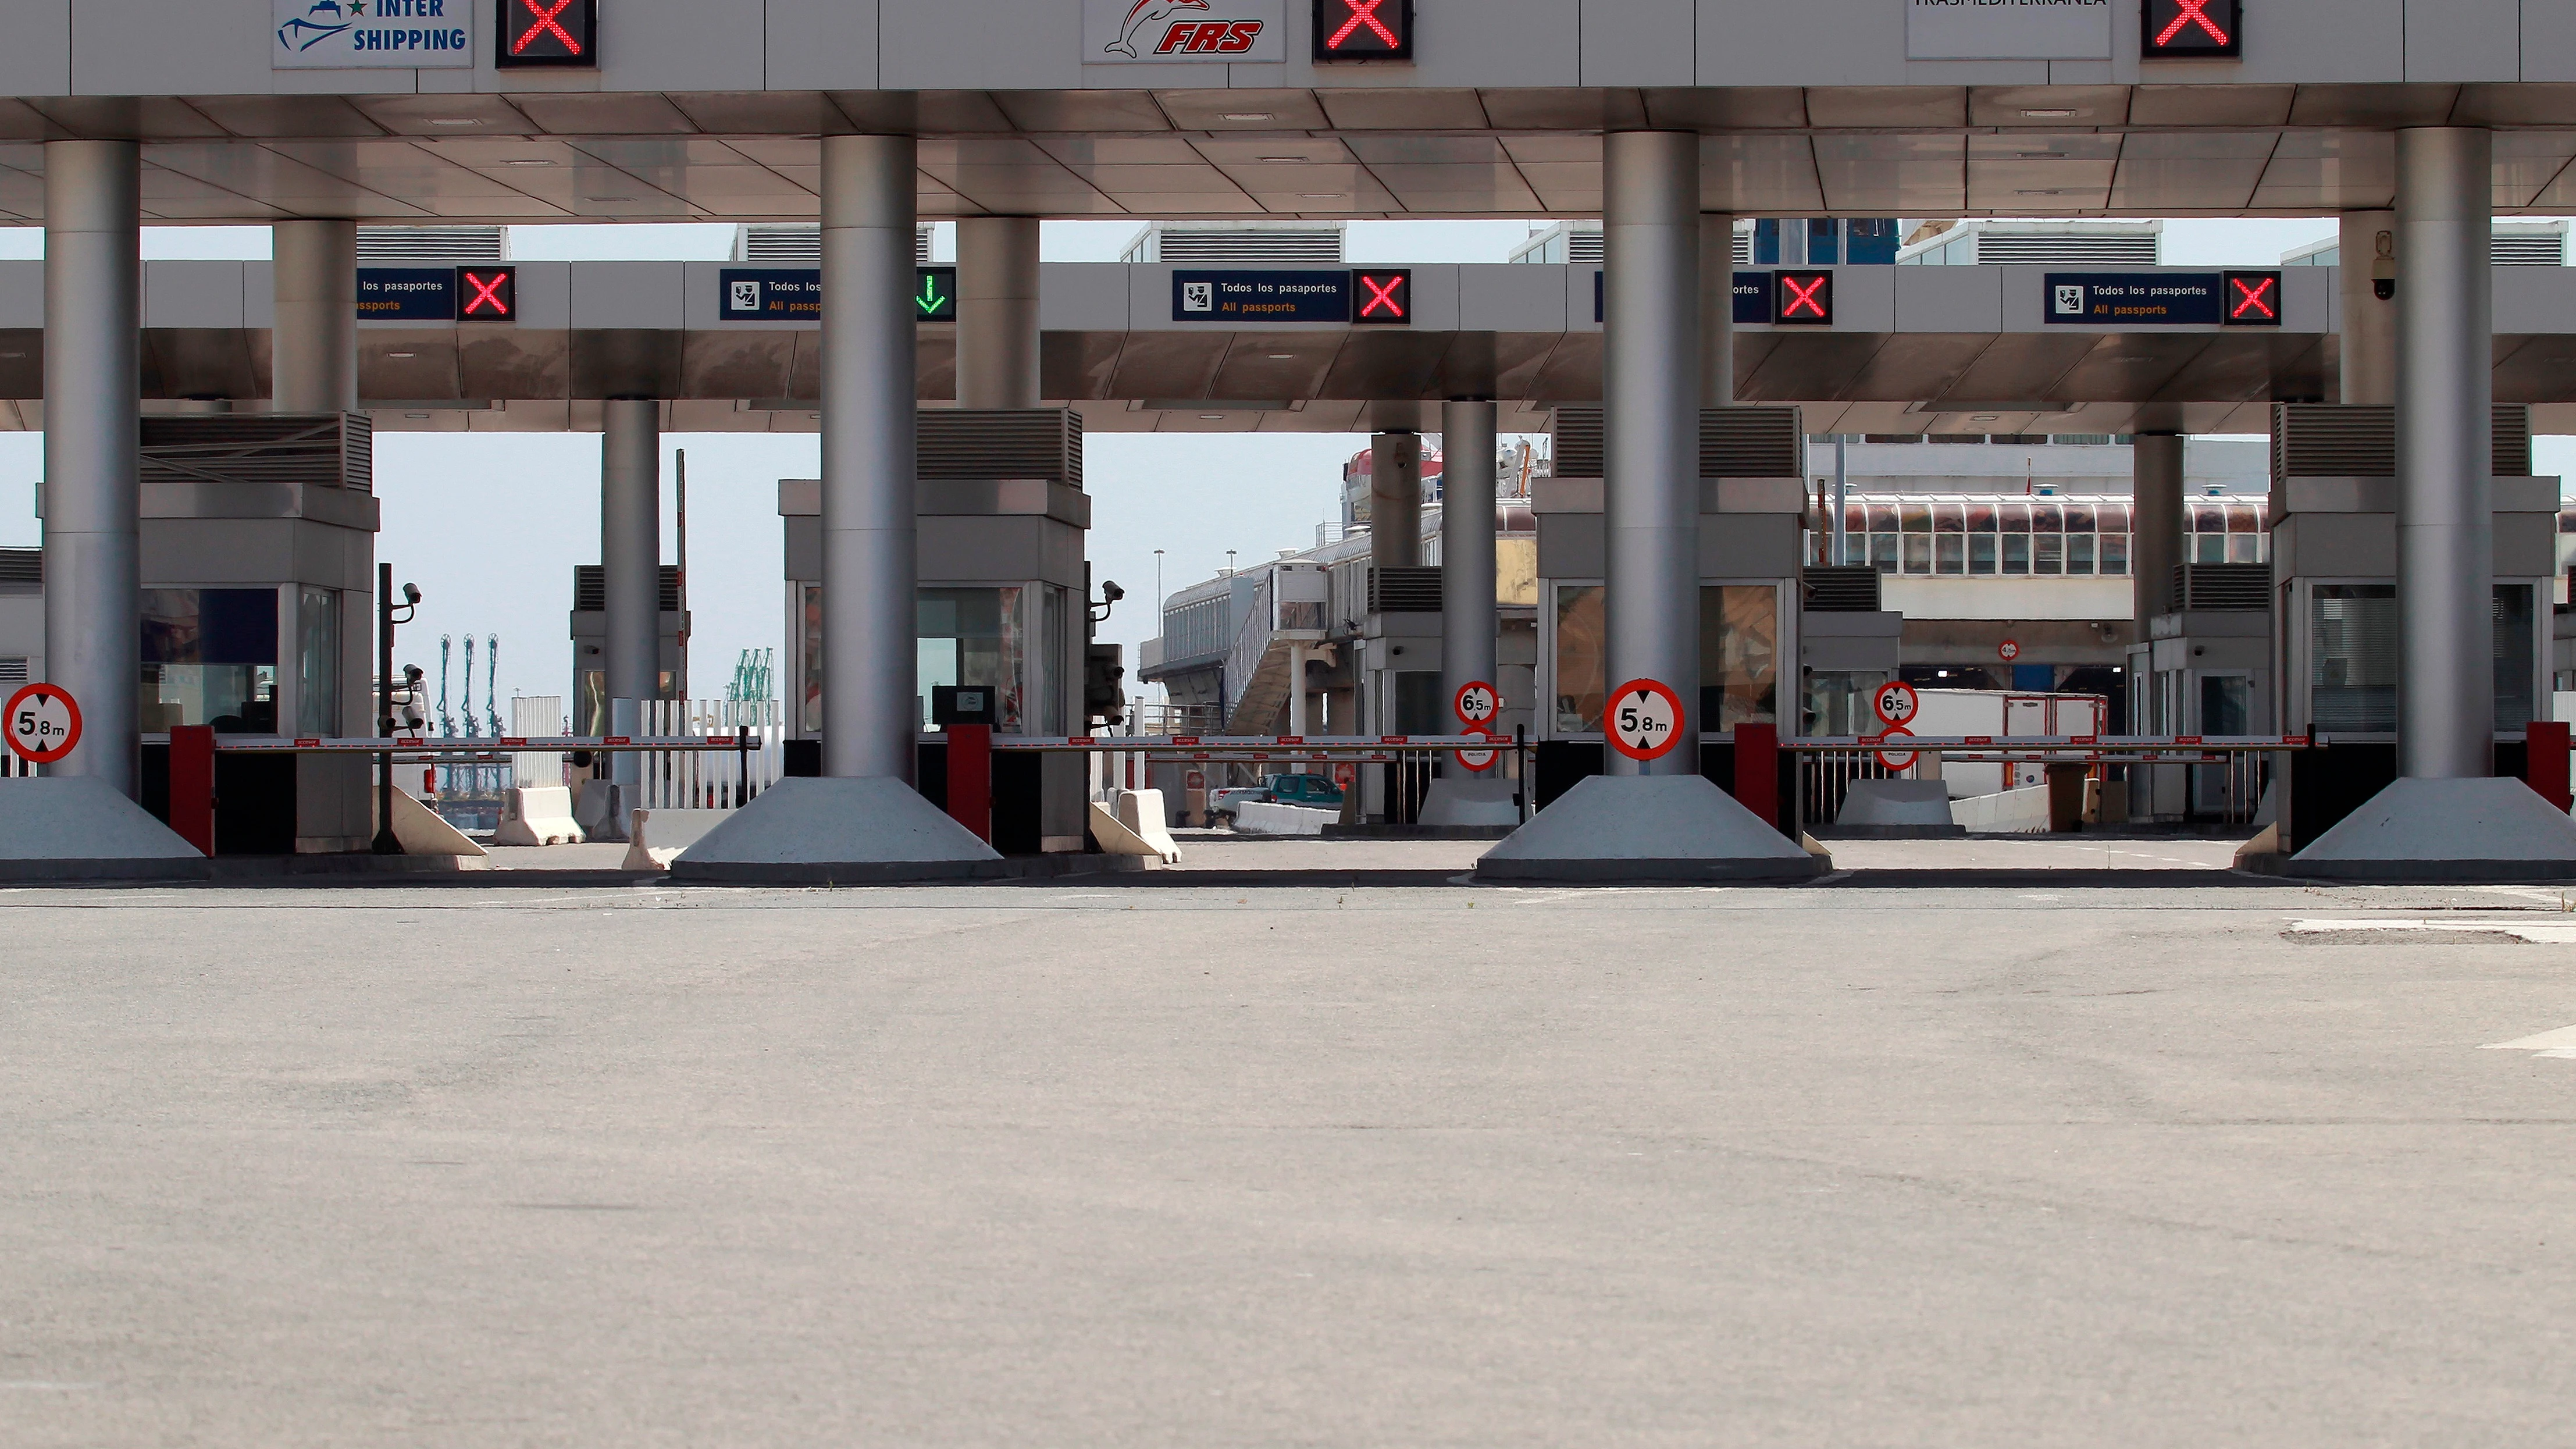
1085, 0, 1286, 61
273, 0, 473, 66
2045, 272, 2281, 327
715, 268, 957, 322
1905, 0, 2112, 60
1171, 269, 1411, 325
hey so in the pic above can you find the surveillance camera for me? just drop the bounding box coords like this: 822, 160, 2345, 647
402, 583, 422, 604
1101, 581, 1125, 603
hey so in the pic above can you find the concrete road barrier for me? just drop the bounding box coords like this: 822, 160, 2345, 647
493, 786, 585, 846
1234, 800, 1337, 836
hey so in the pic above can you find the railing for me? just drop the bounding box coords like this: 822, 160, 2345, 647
641, 698, 783, 810
1784, 733, 2308, 834
1220, 572, 1276, 710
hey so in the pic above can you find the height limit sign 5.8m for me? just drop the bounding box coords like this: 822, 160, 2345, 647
5, 682, 82, 765
1606, 678, 1684, 762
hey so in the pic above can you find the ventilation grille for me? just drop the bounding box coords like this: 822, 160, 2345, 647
2271, 403, 2530, 482
1974, 234, 2159, 266
918, 409, 1082, 487
572, 564, 681, 614
741, 223, 932, 264
1802, 565, 1881, 613
2493, 234, 2565, 266
356, 226, 504, 262
0, 656, 25, 684
2176, 562, 2270, 611
1702, 407, 1804, 478
1567, 231, 1604, 265
140, 414, 372, 493
1153, 229, 1344, 265
1369, 565, 1443, 615
1549, 407, 1804, 480
0, 547, 36, 586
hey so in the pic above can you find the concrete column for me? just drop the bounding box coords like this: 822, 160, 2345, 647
820, 134, 920, 781
1287, 640, 1307, 736
42, 140, 140, 796
272, 219, 357, 412
600, 398, 660, 788
955, 216, 1040, 409
1699, 211, 1734, 405
2132, 432, 2185, 632
1602, 131, 1701, 777
1369, 432, 1423, 569
1440, 398, 1498, 707
2395, 127, 2495, 779
2339, 210, 2398, 406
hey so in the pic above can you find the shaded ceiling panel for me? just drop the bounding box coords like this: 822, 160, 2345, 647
2148, 333, 2328, 404
1932, 333, 2103, 404
1317, 330, 1455, 397
1736, 333, 1893, 403
1831, 334, 2001, 403
1702, 134, 1821, 214
1813, 134, 1962, 213
1106, 330, 1231, 399
1152, 90, 1335, 131
2046, 333, 2214, 401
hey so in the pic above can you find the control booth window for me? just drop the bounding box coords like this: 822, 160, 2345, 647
917, 587, 1024, 734
1549, 583, 1776, 734
142, 587, 277, 732
295, 585, 340, 736
2310, 584, 2396, 732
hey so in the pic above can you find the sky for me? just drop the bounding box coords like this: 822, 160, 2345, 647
0, 214, 2568, 715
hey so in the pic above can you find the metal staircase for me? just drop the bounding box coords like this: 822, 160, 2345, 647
1220, 565, 1330, 734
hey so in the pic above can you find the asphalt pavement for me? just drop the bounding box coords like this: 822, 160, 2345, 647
8, 874, 2576, 1446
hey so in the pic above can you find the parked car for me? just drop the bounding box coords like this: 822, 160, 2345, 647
1209, 772, 1345, 823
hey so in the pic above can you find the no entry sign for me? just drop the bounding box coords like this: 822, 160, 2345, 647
1998, 638, 2022, 662
1872, 681, 1920, 728
1453, 681, 1499, 728
1606, 678, 1684, 761
5, 682, 82, 765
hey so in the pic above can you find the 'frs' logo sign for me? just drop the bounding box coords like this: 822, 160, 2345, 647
1093, 0, 1282, 60
1154, 18, 1264, 52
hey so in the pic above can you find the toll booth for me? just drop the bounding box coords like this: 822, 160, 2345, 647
1531, 405, 1808, 803
2128, 569, 2274, 823
779, 409, 1090, 853
2266, 403, 2557, 848
569, 563, 687, 732
1797, 565, 1901, 735
133, 413, 378, 853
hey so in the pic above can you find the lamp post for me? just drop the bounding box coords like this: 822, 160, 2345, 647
372, 561, 421, 855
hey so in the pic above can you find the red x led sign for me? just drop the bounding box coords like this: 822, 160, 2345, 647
498, 0, 594, 66
2222, 269, 2281, 327
1772, 270, 1834, 326
2143, 0, 2239, 58
457, 266, 516, 321
1314, 0, 1413, 60
1350, 268, 1411, 325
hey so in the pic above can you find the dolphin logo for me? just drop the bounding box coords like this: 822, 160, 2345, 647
1105, 0, 1209, 58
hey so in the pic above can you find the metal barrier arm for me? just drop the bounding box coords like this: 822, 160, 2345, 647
143, 734, 761, 754
1784, 734, 2314, 753
983, 734, 1508, 753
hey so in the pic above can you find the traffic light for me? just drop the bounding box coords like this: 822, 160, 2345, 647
2143, 0, 2239, 58
455, 265, 515, 321
2222, 270, 2281, 326
1772, 270, 1834, 326
498, 0, 595, 67
1350, 268, 1411, 325
1313, 0, 1412, 60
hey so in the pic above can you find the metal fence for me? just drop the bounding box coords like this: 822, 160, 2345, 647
640, 698, 783, 810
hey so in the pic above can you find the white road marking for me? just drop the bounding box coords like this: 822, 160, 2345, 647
2289, 918, 2576, 944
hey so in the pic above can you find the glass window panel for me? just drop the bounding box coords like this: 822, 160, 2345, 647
2190, 503, 2225, 533
1902, 534, 1932, 574
2226, 534, 2261, 564
2313, 583, 2398, 731
295, 586, 339, 736
2497, 583, 2537, 731
2002, 533, 2031, 574
140, 588, 278, 732
2100, 533, 2128, 575
1935, 534, 1965, 572
799, 583, 823, 735
2068, 534, 2096, 574
1699, 585, 1778, 729
2226, 503, 2261, 533
1899, 502, 1932, 533
1933, 503, 1963, 533
1965, 500, 1996, 532
1969, 534, 1998, 574
917, 586, 1024, 732
2196, 535, 2227, 564
2030, 502, 2064, 534
1999, 501, 2030, 531
2035, 534, 2064, 574
1869, 534, 1898, 574
1842, 503, 1865, 536
2101, 503, 2131, 532
1866, 504, 1898, 532
1554, 584, 1605, 733
2200, 675, 2251, 735
2062, 503, 2097, 533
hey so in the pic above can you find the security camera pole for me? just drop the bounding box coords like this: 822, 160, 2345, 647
372, 561, 421, 856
